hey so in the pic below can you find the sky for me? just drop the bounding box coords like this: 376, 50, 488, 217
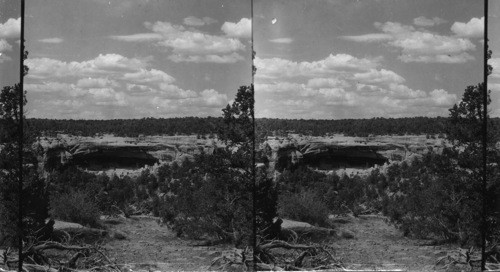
22, 0, 252, 119
254, 0, 485, 119
0, 0, 21, 87
0, 0, 491, 120
489, 0, 500, 117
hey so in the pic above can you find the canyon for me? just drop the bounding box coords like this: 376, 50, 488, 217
38, 133, 447, 175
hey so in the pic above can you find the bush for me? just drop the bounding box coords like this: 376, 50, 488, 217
382, 152, 483, 244
278, 190, 330, 227
159, 151, 253, 246
50, 190, 101, 228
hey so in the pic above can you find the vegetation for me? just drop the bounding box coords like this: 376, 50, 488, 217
27, 117, 222, 137
1, 48, 498, 271
29, 116, 500, 138
49, 191, 101, 228
151, 85, 256, 247
0, 51, 49, 249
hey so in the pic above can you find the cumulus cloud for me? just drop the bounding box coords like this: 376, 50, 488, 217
490, 58, 500, 79
413, 16, 447, 27
76, 77, 119, 88
0, 18, 18, 62
0, 17, 20, 39
221, 18, 251, 39
0, 54, 12, 63
112, 21, 247, 63
342, 21, 477, 63
255, 54, 381, 79
26, 54, 150, 79
340, 33, 392, 42
38, 37, 64, 44
256, 81, 457, 119
451, 17, 484, 38
0, 39, 13, 52
122, 68, 175, 84
269, 38, 293, 44
110, 33, 162, 42
147, 21, 245, 54
255, 54, 457, 119
353, 69, 405, 85
199, 89, 228, 107
307, 78, 351, 89
168, 52, 244, 63
183, 16, 217, 26
25, 54, 230, 119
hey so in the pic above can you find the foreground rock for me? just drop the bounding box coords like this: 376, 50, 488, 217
281, 219, 354, 242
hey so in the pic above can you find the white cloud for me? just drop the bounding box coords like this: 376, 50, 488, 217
221, 18, 251, 39
110, 20, 247, 63
200, 89, 228, 107
26, 54, 150, 79
0, 39, 12, 52
76, 77, 118, 88
413, 16, 447, 27
157, 83, 198, 99
255, 54, 381, 79
183, 16, 217, 26
399, 52, 474, 64
353, 69, 405, 85
168, 52, 244, 64
269, 38, 293, 44
0, 54, 12, 63
122, 68, 175, 84
255, 54, 458, 119
38, 37, 64, 44
307, 78, 350, 89
25, 54, 230, 119
341, 21, 477, 63
429, 88, 456, 106
256, 81, 457, 119
490, 58, 500, 79
387, 83, 426, 99
0, 17, 20, 39
451, 17, 484, 38
340, 33, 392, 42
110, 33, 162, 42
0, 38, 13, 62
489, 83, 500, 92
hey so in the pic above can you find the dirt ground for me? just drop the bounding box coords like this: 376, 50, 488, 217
100, 214, 487, 271
330, 214, 480, 272
101, 215, 233, 271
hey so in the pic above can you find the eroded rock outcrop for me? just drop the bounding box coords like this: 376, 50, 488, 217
39, 135, 219, 171
263, 135, 447, 172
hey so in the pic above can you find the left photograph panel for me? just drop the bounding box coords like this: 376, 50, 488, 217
20, 0, 253, 271
0, 0, 22, 269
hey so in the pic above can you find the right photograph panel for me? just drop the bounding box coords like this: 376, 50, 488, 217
253, 0, 491, 270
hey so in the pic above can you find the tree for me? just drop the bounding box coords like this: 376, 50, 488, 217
0, 51, 28, 246
157, 85, 256, 248
0, 51, 49, 247
443, 47, 500, 248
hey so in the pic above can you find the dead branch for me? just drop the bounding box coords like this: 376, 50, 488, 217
293, 250, 310, 267
27, 241, 89, 253
22, 264, 59, 272
67, 251, 85, 268
258, 240, 316, 251
255, 239, 343, 271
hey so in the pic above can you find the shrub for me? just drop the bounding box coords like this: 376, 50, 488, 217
50, 190, 101, 228
382, 152, 483, 244
278, 190, 330, 227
